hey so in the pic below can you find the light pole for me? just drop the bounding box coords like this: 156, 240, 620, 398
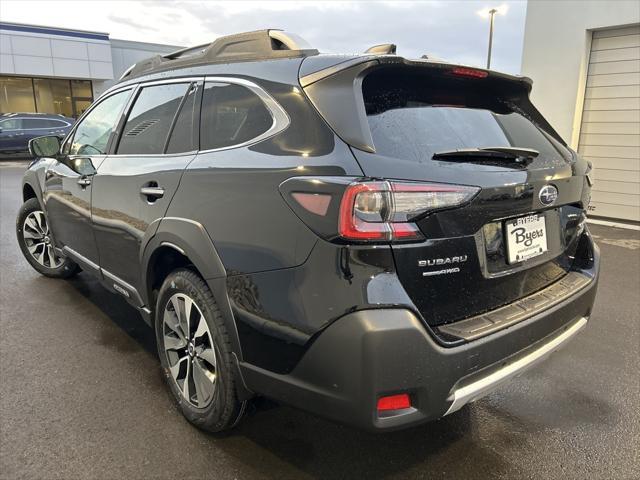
478, 5, 508, 69
486, 8, 497, 69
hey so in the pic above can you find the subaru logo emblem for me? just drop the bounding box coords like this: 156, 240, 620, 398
539, 185, 558, 206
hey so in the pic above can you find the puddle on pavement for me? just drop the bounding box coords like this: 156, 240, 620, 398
591, 234, 640, 250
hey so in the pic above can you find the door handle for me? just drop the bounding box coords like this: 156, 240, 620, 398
77, 178, 92, 187
140, 186, 165, 198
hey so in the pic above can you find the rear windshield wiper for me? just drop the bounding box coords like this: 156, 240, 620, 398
432, 147, 540, 163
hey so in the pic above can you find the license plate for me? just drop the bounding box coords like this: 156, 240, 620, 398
505, 214, 548, 264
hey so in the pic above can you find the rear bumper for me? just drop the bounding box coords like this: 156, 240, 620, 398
241, 240, 599, 432
444, 316, 587, 416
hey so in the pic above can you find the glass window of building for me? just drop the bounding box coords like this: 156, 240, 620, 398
0, 76, 94, 118
33, 78, 73, 117
71, 80, 92, 98
73, 99, 92, 118
0, 77, 36, 113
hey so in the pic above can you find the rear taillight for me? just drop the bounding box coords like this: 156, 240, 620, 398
338, 180, 479, 242
450, 66, 489, 79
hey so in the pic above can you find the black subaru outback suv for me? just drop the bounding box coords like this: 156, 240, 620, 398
17, 30, 599, 432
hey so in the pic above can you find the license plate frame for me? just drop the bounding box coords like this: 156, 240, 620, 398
504, 213, 548, 264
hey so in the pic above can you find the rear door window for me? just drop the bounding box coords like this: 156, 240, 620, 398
166, 83, 198, 154
22, 119, 68, 129
117, 83, 190, 155
363, 70, 572, 164
200, 82, 273, 150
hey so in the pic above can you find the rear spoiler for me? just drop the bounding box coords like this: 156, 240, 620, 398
300, 56, 565, 153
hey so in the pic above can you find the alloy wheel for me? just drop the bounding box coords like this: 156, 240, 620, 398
163, 293, 218, 408
22, 211, 63, 269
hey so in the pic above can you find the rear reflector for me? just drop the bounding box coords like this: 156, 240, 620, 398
377, 394, 411, 412
450, 67, 489, 79
291, 192, 332, 216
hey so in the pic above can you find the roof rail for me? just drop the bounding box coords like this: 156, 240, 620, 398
163, 43, 210, 60
119, 29, 318, 82
364, 44, 396, 55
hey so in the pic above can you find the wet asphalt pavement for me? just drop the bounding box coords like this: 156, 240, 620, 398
1, 161, 638, 480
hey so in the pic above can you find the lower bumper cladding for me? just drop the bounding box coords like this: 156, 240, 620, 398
444, 316, 588, 416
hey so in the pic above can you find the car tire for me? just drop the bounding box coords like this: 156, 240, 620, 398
155, 268, 246, 432
16, 198, 80, 278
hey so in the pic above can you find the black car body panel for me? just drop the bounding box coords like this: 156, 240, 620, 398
241, 250, 598, 431
19, 30, 599, 431
1, 113, 73, 153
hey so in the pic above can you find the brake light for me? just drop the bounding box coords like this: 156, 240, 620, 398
377, 394, 411, 412
450, 67, 489, 79
338, 180, 479, 242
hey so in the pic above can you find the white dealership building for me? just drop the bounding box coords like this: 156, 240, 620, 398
0, 22, 180, 118
522, 1, 640, 223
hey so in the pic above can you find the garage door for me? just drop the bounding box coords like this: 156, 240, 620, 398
578, 24, 640, 222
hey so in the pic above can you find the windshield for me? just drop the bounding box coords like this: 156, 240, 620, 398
363, 69, 572, 166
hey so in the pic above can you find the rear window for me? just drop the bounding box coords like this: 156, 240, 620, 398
363, 69, 571, 164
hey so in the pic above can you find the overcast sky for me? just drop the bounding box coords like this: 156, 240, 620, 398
1, 1, 528, 73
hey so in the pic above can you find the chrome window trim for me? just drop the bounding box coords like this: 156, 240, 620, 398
98, 151, 198, 159
100, 76, 205, 99
70, 75, 289, 158
118, 64, 135, 81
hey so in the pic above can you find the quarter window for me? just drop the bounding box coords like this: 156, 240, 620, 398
200, 82, 273, 150
0, 118, 21, 130
69, 90, 131, 156
117, 83, 190, 155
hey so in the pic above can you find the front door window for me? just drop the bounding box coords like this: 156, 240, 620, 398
69, 90, 131, 156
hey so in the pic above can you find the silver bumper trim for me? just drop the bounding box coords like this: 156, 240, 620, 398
444, 316, 588, 416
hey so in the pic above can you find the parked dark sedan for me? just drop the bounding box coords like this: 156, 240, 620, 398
0, 113, 74, 154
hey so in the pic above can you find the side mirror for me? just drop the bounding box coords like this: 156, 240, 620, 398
29, 135, 61, 158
